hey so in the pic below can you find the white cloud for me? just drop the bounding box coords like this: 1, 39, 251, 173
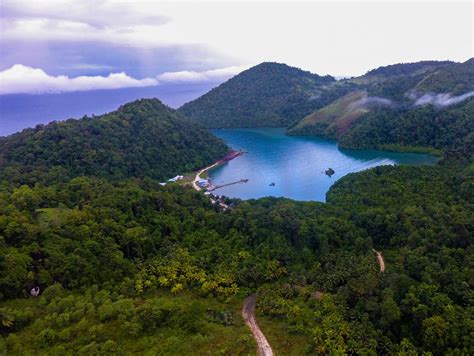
0, 64, 249, 95
0, 65, 158, 95
414, 91, 474, 108
1, 1, 472, 76
2, 0, 169, 28
157, 65, 248, 83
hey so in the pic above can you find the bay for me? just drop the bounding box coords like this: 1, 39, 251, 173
209, 128, 438, 202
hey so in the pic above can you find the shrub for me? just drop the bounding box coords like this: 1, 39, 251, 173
36, 328, 58, 347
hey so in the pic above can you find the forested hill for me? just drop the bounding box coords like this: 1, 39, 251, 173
338, 97, 474, 154
288, 59, 474, 153
179, 59, 472, 131
179, 62, 340, 128
289, 95, 474, 156
363, 60, 453, 78
0, 99, 228, 185
413, 58, 474, 94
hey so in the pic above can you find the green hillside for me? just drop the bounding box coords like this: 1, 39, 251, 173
289, 59, 474, 152
287, 91, 371, 139
414, 58, 474, 94
179, 62, 343, 128
363, 60, 453, 78
339, 97, 474, 153
179, 59, 472, 133
0, 99, 228, 185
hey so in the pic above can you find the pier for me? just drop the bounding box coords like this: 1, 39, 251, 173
208, 178, 249, 191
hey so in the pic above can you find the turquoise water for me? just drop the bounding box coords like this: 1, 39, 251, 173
208, 128, 438, 202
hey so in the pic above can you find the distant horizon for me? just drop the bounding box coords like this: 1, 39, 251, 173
0, 57, 470, 97
1, 56, 472, 137
0, 82, 221, 137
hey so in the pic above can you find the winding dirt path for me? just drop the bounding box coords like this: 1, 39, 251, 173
242, 294, 274, 356
192, 162, 219, 191
372, 249, 385, 273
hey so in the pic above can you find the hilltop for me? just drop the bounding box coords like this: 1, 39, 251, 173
413, 58, 474, 94
289, 59, 474, 152
0, 98, 229, 184
179, 59, 473, 146
179, 62, 342, 128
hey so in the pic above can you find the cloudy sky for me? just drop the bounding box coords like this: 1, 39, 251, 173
0, 0, 472, 95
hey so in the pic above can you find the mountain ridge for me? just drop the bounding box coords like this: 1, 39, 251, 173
178, 59, 473, 133
179, 62, 341, 128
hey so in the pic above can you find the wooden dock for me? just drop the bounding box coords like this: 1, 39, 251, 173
208, 179, 248, 191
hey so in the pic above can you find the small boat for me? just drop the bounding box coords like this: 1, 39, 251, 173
325, 168, 335, 177
269, 182, 275, 186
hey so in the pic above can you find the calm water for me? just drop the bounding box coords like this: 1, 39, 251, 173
0, 83, 217, 137
209, 128, 438, 202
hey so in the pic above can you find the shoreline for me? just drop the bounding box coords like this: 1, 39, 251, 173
192, 149, 245, 191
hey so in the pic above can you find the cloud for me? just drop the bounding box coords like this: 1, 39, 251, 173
157, 66, 247, 83
414, 91, 474, 108
2, 0, 169, 29
0, 1, 472, 77
0, 64, 158, 95
347, 95, 394, 111
0, 64, 247, 95
357, 96, 393, 108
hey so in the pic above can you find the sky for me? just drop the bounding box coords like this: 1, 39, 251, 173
0, 0, 472, 95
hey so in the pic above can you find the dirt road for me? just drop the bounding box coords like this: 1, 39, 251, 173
242, 294, 273, 356
372, 249, 385, 273
192, 162, 218, 191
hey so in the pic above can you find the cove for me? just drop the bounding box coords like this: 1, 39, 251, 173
208, 128, 438, 202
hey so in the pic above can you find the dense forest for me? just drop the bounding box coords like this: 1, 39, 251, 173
339, 98, 474, 152
179, 62, 347, 128
288, 59, 474, 153
362, 61, 453, 78
1, 60, 473, 354
179, 59, 473, 131
0, 99, 229, 185
1, 156, 472, 354
413, 58, 474, 94
290, 95, 474, 155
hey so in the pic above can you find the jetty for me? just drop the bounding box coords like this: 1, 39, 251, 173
192, 149, 246, 191
208, 178, 248, 191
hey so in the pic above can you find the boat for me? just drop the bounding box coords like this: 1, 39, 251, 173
325, 168, 335, 177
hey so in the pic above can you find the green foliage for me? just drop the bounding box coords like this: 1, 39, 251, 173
0, 98, 228, 185
287, 91, 369, 138
414, 58, 474, 94
0, 159, 471, 353
179, 62, 343, 128
0, 289, 253, 354
0, 77, 473, 353
288, 59, 473, 157
364, 61, 453, 78
339, 98, 474, 154
181, 59, 472, 132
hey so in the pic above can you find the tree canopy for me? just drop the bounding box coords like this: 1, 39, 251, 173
0, 99, 229, 185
